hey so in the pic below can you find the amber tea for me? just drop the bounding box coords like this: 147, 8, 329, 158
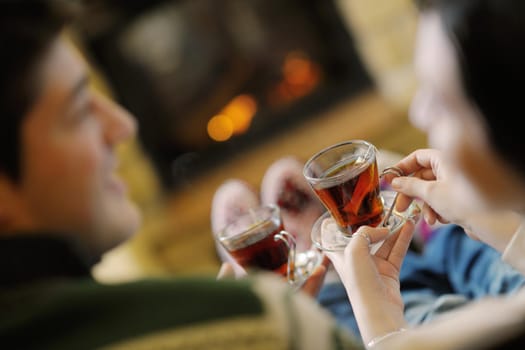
218, 205, 294, 278
314, 157, 383, 233
225, 221, 288, 276
303, 140, 384, 234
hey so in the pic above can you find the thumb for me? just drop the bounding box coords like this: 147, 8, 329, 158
300, 264, 327, 298
300, 255, 331, 297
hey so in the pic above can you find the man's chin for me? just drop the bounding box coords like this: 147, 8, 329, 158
116, 203, 142, 239
101, 202, 142, 250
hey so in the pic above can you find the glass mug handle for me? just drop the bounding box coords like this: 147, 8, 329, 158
379, 166, 405, 227
274, 230, 296, 283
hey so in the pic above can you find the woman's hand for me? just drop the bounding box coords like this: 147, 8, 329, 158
325, 221, 415, 344
384, 148, 468, 226
385, 148, 521, 252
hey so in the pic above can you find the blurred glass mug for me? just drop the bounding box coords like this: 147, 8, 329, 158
216, 204, 296, 282
303, 140, 384, 235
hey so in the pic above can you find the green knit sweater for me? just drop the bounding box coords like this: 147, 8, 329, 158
0, 235, 362, 349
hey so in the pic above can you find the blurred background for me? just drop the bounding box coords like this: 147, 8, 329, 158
68, 0, 428, 281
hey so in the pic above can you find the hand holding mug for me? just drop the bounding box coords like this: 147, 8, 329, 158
215, 204, 323, 289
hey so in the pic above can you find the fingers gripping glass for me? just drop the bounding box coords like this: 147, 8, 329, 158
303, 141, 418, 252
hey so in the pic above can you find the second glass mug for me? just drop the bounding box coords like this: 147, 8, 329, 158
216, 204, 298, 282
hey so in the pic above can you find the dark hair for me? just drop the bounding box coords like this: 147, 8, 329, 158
0, 1, 75, 181
416, 0, 525, 178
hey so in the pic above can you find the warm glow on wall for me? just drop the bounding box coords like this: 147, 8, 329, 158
268, 51, 321, 107
284, 52, 313, 85
207, 94, 257, 142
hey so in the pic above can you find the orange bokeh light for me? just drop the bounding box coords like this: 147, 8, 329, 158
207, 114, 234, 141
207, 94, 257, 142
224, 94, 257, 134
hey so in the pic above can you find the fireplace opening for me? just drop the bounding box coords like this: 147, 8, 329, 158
75, 0, 372, 189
